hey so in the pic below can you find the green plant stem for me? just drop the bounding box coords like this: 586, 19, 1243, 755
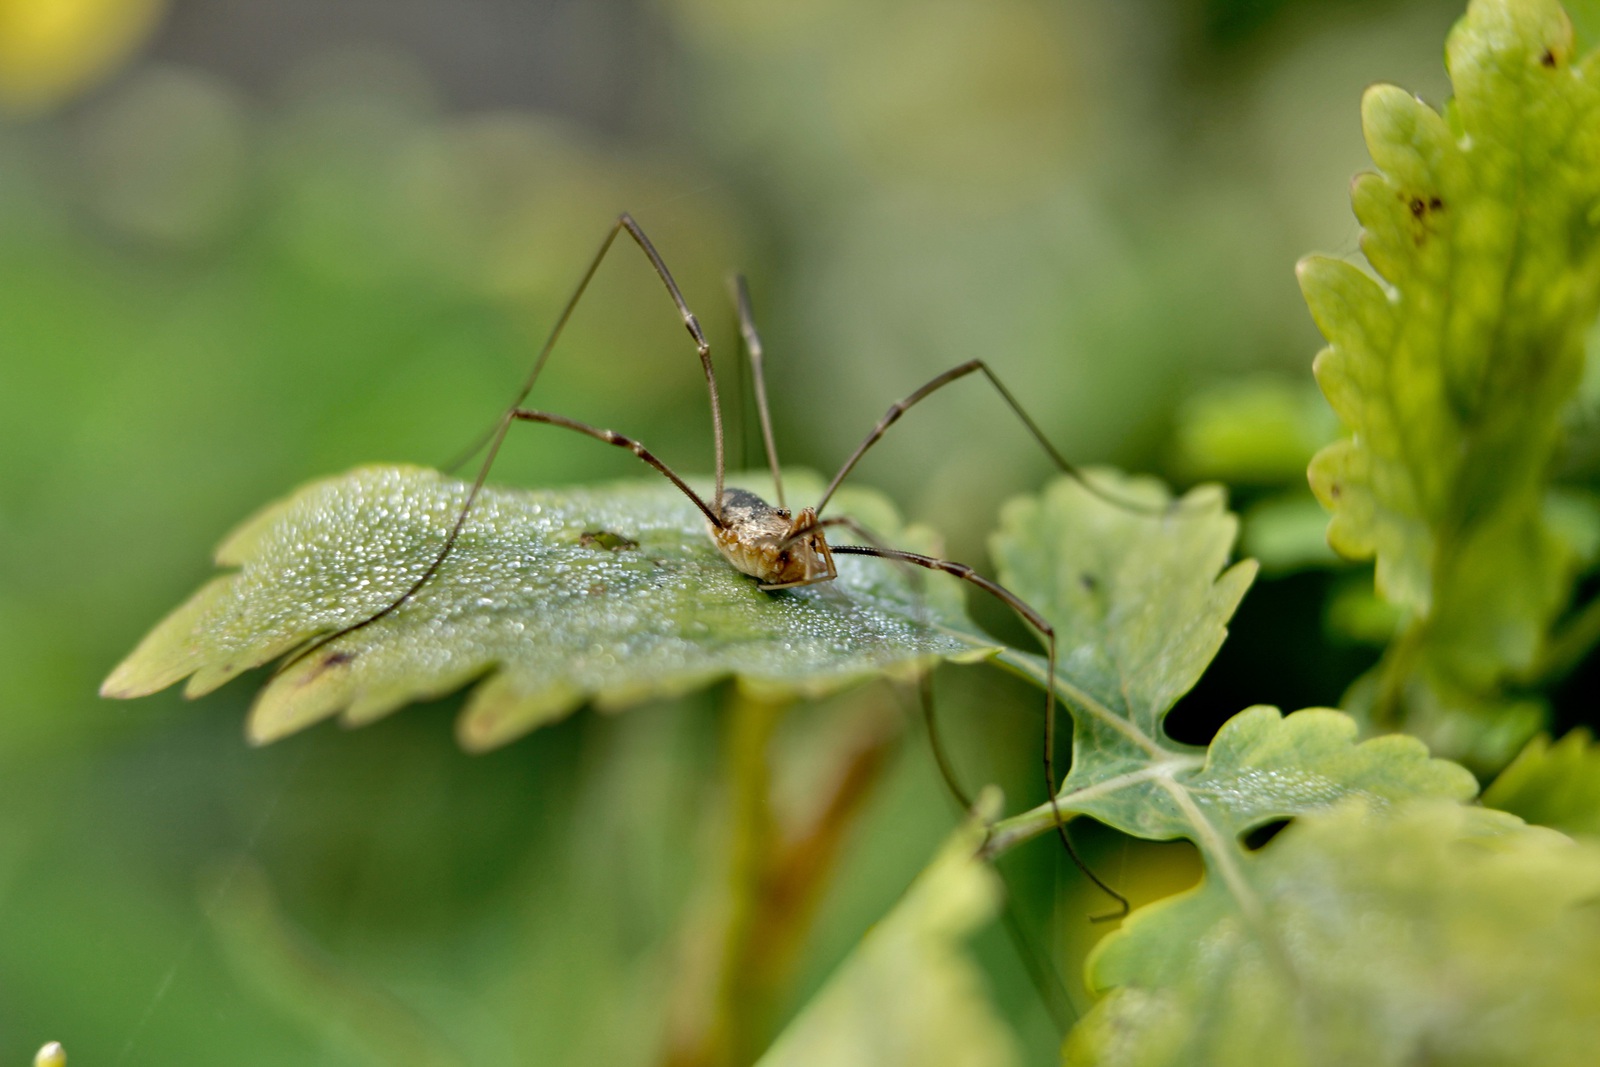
983, 759, 1203, 860
663, 688, 898, 1067
1368, 618, 1428, 730
716, 689, 788, 1066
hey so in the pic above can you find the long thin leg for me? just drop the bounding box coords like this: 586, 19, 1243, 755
916, 672, 1078, 1032
509, 410, 721, 525
813, 359, 1156, 519
919, 672, 972, 810
730, 274, 785, 509
281, 214, 727, 671
447, 216, 727, 503
830, 543, 1129, 918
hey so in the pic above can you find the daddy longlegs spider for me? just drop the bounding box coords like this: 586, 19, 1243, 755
289, 213, 1137, 918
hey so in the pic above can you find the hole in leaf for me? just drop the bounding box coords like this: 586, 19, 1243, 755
1240, 818, 1292, 851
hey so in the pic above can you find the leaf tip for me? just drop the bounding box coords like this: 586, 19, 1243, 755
99, 648, 182, 700
98, 661, 140, 700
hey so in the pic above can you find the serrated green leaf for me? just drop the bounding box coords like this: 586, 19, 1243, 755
1068, 705, 1475, 844
1483, 727, 1600, 835
1301, 0, 1600, 762
755, 793, 1018, 1067
981, 475, 1473, 856
989, 475, 1256, 755
103, 465, 995, 750
1067, 799, 1600, 1067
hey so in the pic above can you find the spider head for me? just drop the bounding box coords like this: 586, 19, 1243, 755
767, 507, 836, 588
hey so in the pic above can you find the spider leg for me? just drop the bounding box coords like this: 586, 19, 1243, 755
281, 214, 728, 671
813, 358, 1161, 519
729, 274, 786, 509
830, 542, 1130, 919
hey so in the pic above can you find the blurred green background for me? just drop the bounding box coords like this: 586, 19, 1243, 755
0, 0, 1487, 1063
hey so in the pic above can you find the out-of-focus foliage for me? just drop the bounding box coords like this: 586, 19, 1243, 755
1483, 728, 1600, 835
754, 796, 1018, 1067
1067, 800, 1600, 1067
0, 0, 164, 113
1302, 0, 1600, 768
1171, 378, 1337, 488
203, 859, 467, 1067
9, 0, 1600, 1065
104, 466, 991, 750
1170, 379, 1343, 573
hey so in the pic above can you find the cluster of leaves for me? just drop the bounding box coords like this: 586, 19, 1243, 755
1181, 0, 1600, 774
104, 0, 1600, 1064
1302, 0, 1600, 771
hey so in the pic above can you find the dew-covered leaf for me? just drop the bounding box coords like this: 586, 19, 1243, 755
1067, 799, 1600, 1067
103, 465, 995, 750
755, 794, 1018, 1067
1300, 0, 1600, 762
1483, 727, 1600, 835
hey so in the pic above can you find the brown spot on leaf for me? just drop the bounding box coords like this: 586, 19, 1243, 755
579, 529, 639, 551
1542, 47, 1558, 68
306, 650, 355, 681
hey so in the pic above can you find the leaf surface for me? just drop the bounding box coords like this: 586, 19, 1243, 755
1066, 800, 1600, 1067
103, 465, 994, 750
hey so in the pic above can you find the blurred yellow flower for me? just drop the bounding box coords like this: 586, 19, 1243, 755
0, 0, 165, 114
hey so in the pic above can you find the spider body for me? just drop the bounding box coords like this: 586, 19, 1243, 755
708, 488, 835, 590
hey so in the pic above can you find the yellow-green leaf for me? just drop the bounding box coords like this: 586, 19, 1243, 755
1302, 0, 1600, 764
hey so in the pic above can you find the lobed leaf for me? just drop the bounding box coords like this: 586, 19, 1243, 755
988, 474, 1255, 759
103, 465, 995, 750
1067, 799, 1600, 1067
982, 474, 1474, 853
1300, 0, 1600, 762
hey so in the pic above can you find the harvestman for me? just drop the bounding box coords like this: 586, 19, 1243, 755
292, 214, 1135, 915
